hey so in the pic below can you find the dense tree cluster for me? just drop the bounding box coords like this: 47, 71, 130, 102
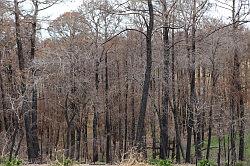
0, 0, 249, 165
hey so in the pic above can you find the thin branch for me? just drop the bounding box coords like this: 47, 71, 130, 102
102, 28, 147, 45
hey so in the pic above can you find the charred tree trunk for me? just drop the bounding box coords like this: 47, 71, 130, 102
76, 127, 81, 161
136, 0, 154, 155
93, 59, 99, 163
14, 0, 39, 162
83, 113, 88, 162
160, 0, 170, 159
186, 0, 196, 163
117, 61, 123, 160
28, 1, 40, 161
124, 82, 128, 155
105, 51, 112, 163
0, 53, 8, 131
93, 108, 98, 163
131, 81, 136, 146
171, 26, 181, 163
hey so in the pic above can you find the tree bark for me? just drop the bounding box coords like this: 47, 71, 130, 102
105, 50, 112, 163
136, 0, 154, 155
171, 26, 181, 163
160, 0, 170, 159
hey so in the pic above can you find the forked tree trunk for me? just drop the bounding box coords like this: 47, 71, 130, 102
14, 0, 40, 162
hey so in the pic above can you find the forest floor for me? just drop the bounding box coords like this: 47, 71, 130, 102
21, 131, 250, 166
27, 164, 195, 166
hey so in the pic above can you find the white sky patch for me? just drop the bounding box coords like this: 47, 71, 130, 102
39, 0, 82, 39
40, 0, 81, 20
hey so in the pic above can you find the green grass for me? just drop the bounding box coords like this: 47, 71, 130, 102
245, 133, 250, 164
0, 158, 22, 166
188, 132, 250, 165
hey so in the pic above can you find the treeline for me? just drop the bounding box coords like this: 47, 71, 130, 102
0, 0, 249, 165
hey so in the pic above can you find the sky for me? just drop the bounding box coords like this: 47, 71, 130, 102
37, 0, 82, 38
39, 0, 81, 20
36, 0, 249, 38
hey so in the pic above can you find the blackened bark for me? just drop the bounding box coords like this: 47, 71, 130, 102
14, 0, 40, 162
70, 125, 75, 159
239, 97, 245, 161
206, 104, 212, 160
83, 113, 88, 162
136, 0, 154, 154
150, 114, 156, 159
66, 127, 70, 158
14, 0, 24, 71
131, 81, 136, 146
186, 0, 196, 163
117, 61, 123, 160
105, 51, 112, 163
30, 86, 40, 160
160, 0, 170, 159
93, 56, 99, 163
76, 127, 81, 161
64, 96, 77, 159
171, 27, 181, 163
118, 102, 123, 160
124, 83, 128, 154
29, 1, 40, 159
230, 100, 236, 166
93, 108, 98, 163
0, 59, 8, 131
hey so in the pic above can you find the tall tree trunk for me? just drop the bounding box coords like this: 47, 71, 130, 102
93, 58, 99, 163
206, 90, 213, 160
186, 0, 196, 163
131, 81, 136, 146
160, 0, 170, 159
117, 61, 123, 160
150, 78, 157, 159
0, 53, 8, 131
150, 114, 157, 159
93, 108, 98, 163
30, 86, 40, 161
83, 113, 88, 162
14, 0, 39, 162
105, 51, 112, 163
206, 62, 217, 160
136, 0, 154, 155
70, 125, 75, 159
195, 67, 202, 162
171, 26, 181, 163
29, 1, 40, 161
124, 82, 128, 155
76, 127, 81, 161
123, 44, 130, 158
231, 0, 242, 164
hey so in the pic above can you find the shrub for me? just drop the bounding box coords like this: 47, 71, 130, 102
148, 159, 172, 166
198, 159, 216, 166
1, 158, 22, 166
